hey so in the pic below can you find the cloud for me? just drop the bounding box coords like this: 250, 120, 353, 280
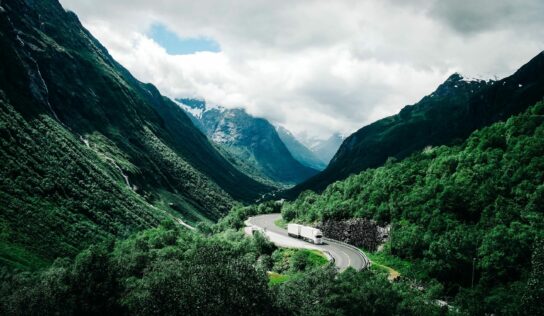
427, 0, 544, 35
60, 0, 544, 140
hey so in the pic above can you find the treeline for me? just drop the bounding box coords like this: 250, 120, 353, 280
0, 222, 448, 316
283, 101, 544, 314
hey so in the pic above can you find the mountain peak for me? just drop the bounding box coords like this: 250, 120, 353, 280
445, 72, 463, 83
429, 72, 490, 99
288, 50, 544, 198
176, 98, 206, 110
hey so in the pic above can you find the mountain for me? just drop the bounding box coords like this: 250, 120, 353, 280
309, 133, 344, 164
283, 100, 544, 315
0, 0, 272, 268
176, 99, 319, 185
286, 51, 544, 198
276, 126, 326, 170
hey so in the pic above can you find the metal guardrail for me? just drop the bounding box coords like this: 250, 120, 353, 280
323, 237, 371, 270
321, 250, 335, 265
245, 216, 370, 270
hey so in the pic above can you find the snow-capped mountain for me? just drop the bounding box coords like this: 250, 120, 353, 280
176, 99, 318, 185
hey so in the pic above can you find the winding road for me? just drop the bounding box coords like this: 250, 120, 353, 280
245, 213, 370, 271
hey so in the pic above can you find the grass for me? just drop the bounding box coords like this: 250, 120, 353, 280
268, 271, 291, 285
307, 249, 329, 266
369, 261, 400, 281
274, 218, 287, 229
0, 241, 49, 271
268, 248, 330, 285
366, 249, 412, 281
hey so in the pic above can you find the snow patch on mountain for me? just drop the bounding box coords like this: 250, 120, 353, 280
174, 99, 204, 118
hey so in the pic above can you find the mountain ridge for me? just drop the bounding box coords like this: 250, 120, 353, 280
276, 126, 327, 170
176, 98, 319, 185
286, 51, 544, 198
0, 0, 272, 267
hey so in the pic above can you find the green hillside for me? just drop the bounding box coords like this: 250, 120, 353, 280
283, 101, 544, 314
0, 0, 271, 269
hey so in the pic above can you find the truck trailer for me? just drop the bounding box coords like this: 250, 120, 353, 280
287, 223, 323, 244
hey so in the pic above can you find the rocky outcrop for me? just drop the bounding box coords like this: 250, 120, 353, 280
318, 219, 389, 251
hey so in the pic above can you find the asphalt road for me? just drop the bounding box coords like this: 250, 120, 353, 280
245, 213, 370, 271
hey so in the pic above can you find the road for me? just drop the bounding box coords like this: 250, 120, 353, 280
245, 213, 370, 271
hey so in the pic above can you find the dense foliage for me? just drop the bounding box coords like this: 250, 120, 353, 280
0, 99, 163, 268
284, 101, 544, 314
0, 224, 276, 315
0, 223, 447, 316
289, 51, 544, 197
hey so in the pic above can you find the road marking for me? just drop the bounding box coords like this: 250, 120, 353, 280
246, 214, 370, 271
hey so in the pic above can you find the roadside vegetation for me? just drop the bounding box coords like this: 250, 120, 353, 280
274, 218, 288, 229
0, 220, 450, 315
267, 248, 329, 285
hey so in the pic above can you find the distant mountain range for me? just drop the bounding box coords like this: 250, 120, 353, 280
176, 99, 319, 185
286, 51, 544, 198
308, 133, 344, 164
276, 126, 327, 171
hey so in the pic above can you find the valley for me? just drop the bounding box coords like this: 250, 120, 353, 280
0, 0, 542, 315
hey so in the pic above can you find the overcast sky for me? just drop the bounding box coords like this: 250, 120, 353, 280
60, 0, 543, 140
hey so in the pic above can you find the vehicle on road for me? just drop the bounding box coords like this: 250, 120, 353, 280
287, 223, 323, 244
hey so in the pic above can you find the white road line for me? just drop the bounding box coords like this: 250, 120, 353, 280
246, 214, 370, 271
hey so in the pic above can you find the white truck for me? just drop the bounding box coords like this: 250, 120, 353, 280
287, 223, 323, 244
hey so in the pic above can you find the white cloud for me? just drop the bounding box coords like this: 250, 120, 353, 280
60, 0, 544, 140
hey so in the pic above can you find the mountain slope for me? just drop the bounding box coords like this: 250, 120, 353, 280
177, 99, 319, 185
276, 126, 326, 170
310, 133, 344, 164
287, 51, 544, 198
283, 101, 544, 315
0, 0, 271, 268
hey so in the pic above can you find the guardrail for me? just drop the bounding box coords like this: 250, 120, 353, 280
245, 216, 370, 270
323, 237, 371, 270
321, 250, 335, 265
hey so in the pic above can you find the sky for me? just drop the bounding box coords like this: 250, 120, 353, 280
60, 0, 544, 141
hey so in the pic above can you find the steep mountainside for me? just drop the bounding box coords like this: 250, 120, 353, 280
276, 126, 326, 170
177, 99, 319, 185
0, 0, 271, 268
287, 51, 544, 198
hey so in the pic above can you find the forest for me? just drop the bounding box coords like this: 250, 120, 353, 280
282, 101, 544, 314
0, 220, 450, 316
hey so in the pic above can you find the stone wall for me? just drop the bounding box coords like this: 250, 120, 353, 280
318, 218, 389, 251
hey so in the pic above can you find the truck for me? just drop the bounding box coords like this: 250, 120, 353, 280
287, 223, 323, 244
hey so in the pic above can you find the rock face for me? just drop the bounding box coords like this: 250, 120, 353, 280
310, 133, 344, 164
318, 219, 389, 251
176, 99, 319, 185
